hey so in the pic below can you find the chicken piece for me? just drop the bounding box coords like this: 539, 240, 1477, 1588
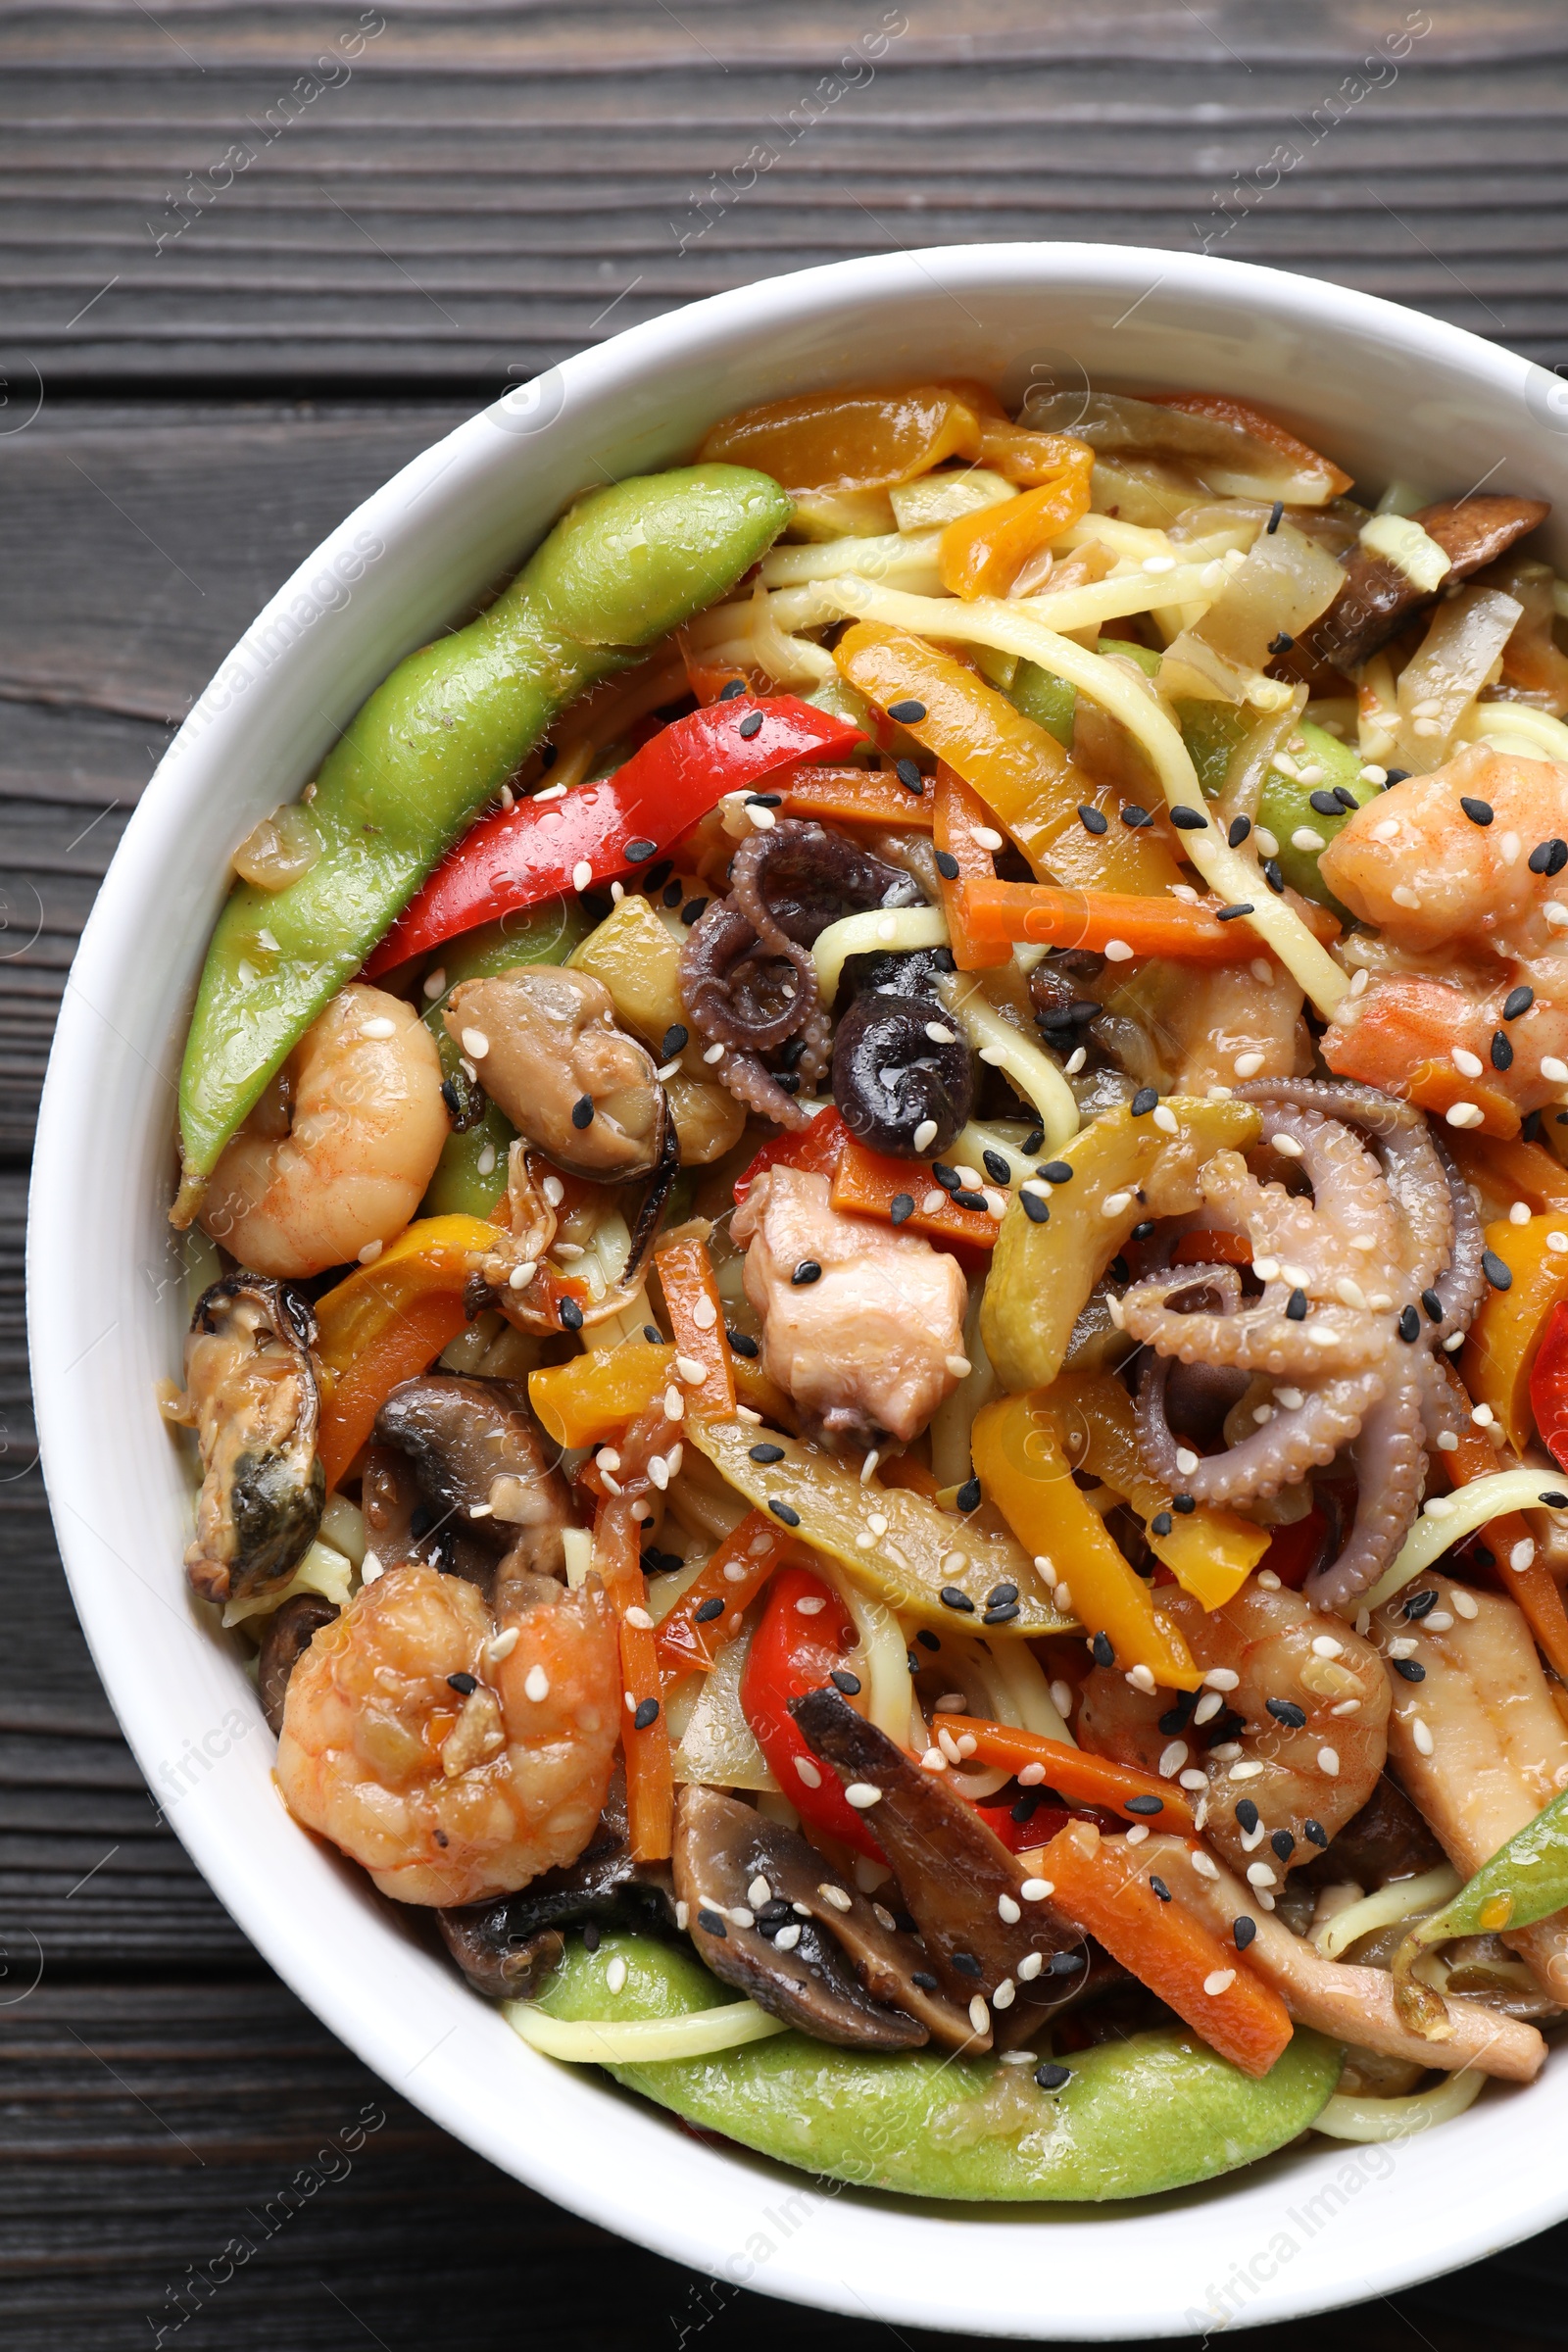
1165, 959, 1311, 1095
730, 1166, 966, 1444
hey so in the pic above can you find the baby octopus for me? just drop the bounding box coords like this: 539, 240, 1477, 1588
1127, 1076, 1486, 1610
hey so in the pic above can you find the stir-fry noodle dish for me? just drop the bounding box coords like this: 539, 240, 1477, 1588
162, 376, 1568, 2201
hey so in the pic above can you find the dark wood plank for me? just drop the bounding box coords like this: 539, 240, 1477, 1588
2, 1, 1567, 386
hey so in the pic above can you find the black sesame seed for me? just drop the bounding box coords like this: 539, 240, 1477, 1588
447, 1672, 478, 1695
1234, 1915, 1258, 1950
1383, 768, 1411, 787
957, 1475, 982, 1513
983, 1150, 1012, 1185
1391, 1657, 1426, 1683
952, 1188, 988, 1212
1171, 805, 1207, 830
1078, 804, 1109, 836
623, 837, 658, 862
571, 1095, 596, 1131
1503, 985, 1534, 1021
662, 1023, 689, 1057
889, 1193, 914, 1225
791, 1260, 822, 1286
1266, 1698, 1307, 1728
906, 1650, 920, 1674
1266, 500, 1284, 534
663, 879, 685, 908
1021, 1127, 1045, 1154
1151, 1510, 1173, 1537
1483, 1250, 1513, 1292
1215, 902, 1255, 922
933, 946, 956, 972
767, 1498, 801, 1527
776, 1072, 801, 1096
633, 1696, 661, 1729
1092, 1631, 1115, 1668
1171, 1494, 1196, 1515
583, 1919, 601, 1951
1492, 1030, 1514, 1071
1035, 2060, 1072, 2090
940, 1585, 975, 1613
1397, 1304, 1421, 1344
718, 678, 747, 702
694, 1595, 726, 1624
1049, 1950, 1085, 1975
1542, 1491, 1568, 1508
745, 792, 783, 809
1334, 784, 1360, 812
829, 1669, 862, 1695
986, 1581, 1018, 1606
697, 1907, 728, 1937
1124, 1792, 1163, 1816
930, 1162, 960, 1193
1120, 803, 1152, 828
725, 1327, 760, 1358
1269, 630, 1297, 657
1262, 858, 1286, 894
1149, 1875, 1172, 1902
1303, 1817, 1328, 1847
1460, 795, 1494, 826
539, 742, 560, 769
1235, 1798, 1260, 1834
1308, 789, 1342, 817
748, 1443, 785, 1464
1040, 1160, 1073, 1183
917, 1629, 941, 1651
643, 1546, 682, 1574
894, 757, 924, 795
559, 1298, 584, 1332
1403, 1589, 1439, 1620
1011, 1789, 1044, 1823
1421, 1288, 1444, 1322
1529, 837, 1568, 876
1473, 1544, 1496, 1566
1022, 1192, 1050, 1224
1271, 1829, 1296, 1860
934, 849, 960, 881
1285, 1288, 1308, 1321
1228, 814, 1252, 848
887, 699, 927, 723
952, 1950, 982, 1978
1131, 1087, 1159, 1117
737, 710, 764, 739
1130, 1220, 1156, 1243
911, 1969, 940, 1991
983, 1603, 1022, 1626
681, 897, 710, 925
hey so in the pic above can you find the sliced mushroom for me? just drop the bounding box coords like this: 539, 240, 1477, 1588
438, 1768, 673, 1998
174, 1275, 324, 1605
1297, 1771, 1446, 1891
257, 1592, 339, 1735
373, 1375, 575, 1592
791, 1688, 1085, 2038
360, 1438, 498, 1589
1302, 494, 1549, 673
445, 967, 667, 1180
674, 1784, 972, 2050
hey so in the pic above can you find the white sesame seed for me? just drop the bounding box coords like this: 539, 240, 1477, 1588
922, 1190, 945, 1213
1175, 1446, 1199, 1475
1102, 1191, 1132, 1217
1511, 1538, 1537, 1572
1065, 1046, 1088, 1072
946, 1353, 972, 1378
524, 1664, 550, 1702
911, 1117, 939, 1152
357, 1238, 383, 1264
1271, 1134, 1304, 1160
843, 1782, 883, 1811
1544, 1056, 1568, 1085
1546, 902, 1568, 928
795, 1756, 823, 1788
623, 1605, 653, 1633
486, 1626, 519, 1663
360, 1551, 384, 1586
1204, 1970, 1236, 1997
1550, 1232, 1568, 1254
750, 806, 777, 833
1246, 1862, 1277, 1887
1371, 817, 1399, 843
818, 1883, 852, 1911
1190, 1851, 1220, 1881
1423, 1495, 1454, 1518
1451, 1048, 1484, 1079
1125, 1822, 1151, 1845
1159, 1740, 1189, 1779
1436, 1429, 1458, 1452
691, 1296, 717, 1330
1019, 1878, 1054, 1901
920, 1747, 947, 1770
1424, 1611, 1453, 1632
972, 826, 1004, 851
1234, 1051, 1264, 1078
542, 1174, 564, 1206
773, 1922, 802, 1950
1391, 884, 1423, 910
1152, 1103, 1179, 1135
702, 1041, 726, 1065
1292, 827, 1327, 854
1311, 1635, 1344, 1658
1335, 1277, 1369, 1311
1229, 1759, 1264, 1782
1103, 940, 1133, 962
992, 1977, 1016, 2009
1193, 1690, 1223, 1725
1253, 827, 1280, 858
924, 1022, 956, 1047
1445, 1102, 1484, 1129
361, 1015, 397, 1040
1056, 1584, 1074, 1614
1178, 1768, 1208, 1790
968, 1995, 990, 2034
1015, 1951, 1044, 1981
1317, 1745, 1341, 1776
1452, 1589, 1479, 1619
604, 1953, 628, 1993
998, 1893, 1021, 1924
421, 967, 447, 1001
1500, 831, 1522, 864
1126, 1662, 1156, 1694
1412, 1718, 1435, 1756
795, 1594, 826, 1617
571, 859, 593, 891
461, 1026, 489, 1060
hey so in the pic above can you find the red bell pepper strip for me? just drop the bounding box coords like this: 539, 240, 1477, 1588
732, 1104, 846, 1205
366, 694, 864, 976
741, 1564, 884, 1859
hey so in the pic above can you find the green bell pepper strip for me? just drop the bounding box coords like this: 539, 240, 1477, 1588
174, 463, 791, 1215
1394, 1785, 1568, 2034
417, 902, 592, 1219
524, 1932, 1344, 2201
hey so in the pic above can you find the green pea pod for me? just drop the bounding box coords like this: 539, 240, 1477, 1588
416, 902, 593, 1217
528, 1933, 1343, 2202
1394, 1788, 1568, 2036
175, 464, 791, 1211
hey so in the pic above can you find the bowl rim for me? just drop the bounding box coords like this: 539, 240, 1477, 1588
27, 238, 1568, 2339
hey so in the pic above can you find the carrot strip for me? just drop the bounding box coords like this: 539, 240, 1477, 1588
934, 764, 1010, 969
829, 1132, 998, 1250
932, 1715, 1196, 1834
655, 1234, 736, 1418
593, 1404, 677, 1861
654, 1511, 794, 1676
1435, 1365, 1568, 1685
1042, 1820, 1293, 2077
317, 1293, 468, 1493
774, 762, 936, 830
957, 877, 1257, 963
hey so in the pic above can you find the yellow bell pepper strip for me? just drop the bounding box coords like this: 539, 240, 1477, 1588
1041, 1369, 1267, 1608
981, 1096, 1262, 1395
773, 761, 937, 830
697, 382, 983, 496
956, 877, 1290, 965
1461, 1213, 1568, 1454
685, 1415, 1074, 1637
654, 1233, 735, 1420
594, 1402, 677, 1862
530, 1343, 674, 1450
930, 1715, 1197, 1833
1040, 1819, 1294, 2078
654, 1511, 795, 1678
313, 1213, 504, 1491
1447, 1128, 1568, 1220
932, 764, 1009, 971
938, 454, 1095, 600
971, 1393, 1201, 1691
1430, 1361, 1568, 1686
833, 621, 1184, 896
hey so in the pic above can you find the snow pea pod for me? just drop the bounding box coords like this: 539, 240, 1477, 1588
526, 1932, 1343, 2202
1395, 1786, 1568, 2035
174, 464, 791, 1215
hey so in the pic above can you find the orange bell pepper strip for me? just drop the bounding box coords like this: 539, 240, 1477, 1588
592, 1403, 676, 1861
833, 620, 1183, 896
530, 1344, 673, 1450
655, 1233, 735, 1419
1446, 1129, 1568, 1220
974, 418, 1096, 486
1040, 1819, 1294, 2078
1461, 1213, 1568, 1453
697, 382, 982, 495
934, 763, 1010, 970
931, 1715, 1196, 1833
313, 1213, 505, 1492
654, 1510, 795, 1677
938, 455, 1094, 600
971, 1392, 1202, 1690
1434, 1361, 1568, 1685
773, 761, 936, 830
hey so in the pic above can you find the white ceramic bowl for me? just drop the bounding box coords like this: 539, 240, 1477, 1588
29, 244, 1568, 2338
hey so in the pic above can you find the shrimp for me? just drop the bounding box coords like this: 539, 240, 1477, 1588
1320, 747, 1568, 1117
276, 1559, 619, 1907
1076, 1579, 1389, 1884
1167, 959, 1311, 1096
201, 984, 447, 1278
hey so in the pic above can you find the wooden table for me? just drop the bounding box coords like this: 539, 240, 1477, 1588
4, 6, 1566, 2342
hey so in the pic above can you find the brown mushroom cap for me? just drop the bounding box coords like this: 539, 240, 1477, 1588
373, 1375, 574, 1591
257, 1592, 339, 1736
444, 966, 666, 1180
674, 1784, 972, 2049
1302, 493, 1549, 674
791, 1688, 1086, 2039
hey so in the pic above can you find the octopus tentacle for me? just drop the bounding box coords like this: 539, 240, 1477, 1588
1137, 1351, 1389, 1504
1307, 1354, 1428, 1612
1121, 1273, 1390, 1376
1428, 1134, 1486, 1340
